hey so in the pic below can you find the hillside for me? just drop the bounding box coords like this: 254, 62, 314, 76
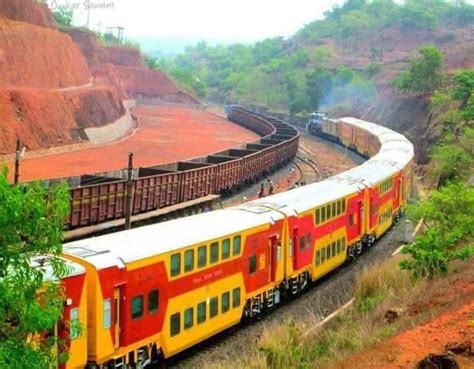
65, 27, 200, 103
0, 0, 197, 155
158, 0, 474, 163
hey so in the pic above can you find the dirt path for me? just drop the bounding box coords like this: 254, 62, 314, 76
331, 269, 474, 369
54, 77, 94, 92
3, 105, 259, 182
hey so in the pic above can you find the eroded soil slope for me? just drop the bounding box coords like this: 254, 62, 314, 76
0, 0, 196, 155
0, 0, 56, 28
66, 27, 199, 103
0, 0, 128, 154
0, 18, 89, 88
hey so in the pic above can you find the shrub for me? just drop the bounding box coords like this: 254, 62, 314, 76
53, 6, 73, 27
400, 182, 474, 279
393, 45, 444, 94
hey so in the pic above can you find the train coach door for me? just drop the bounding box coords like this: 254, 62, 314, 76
269, 235, 279, 282
113, 288, 122, 349
395, 178, 402, 209
358, 200, 364, 236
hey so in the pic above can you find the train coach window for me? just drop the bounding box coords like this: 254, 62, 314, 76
332, 242, 336, 257
170, 313, 180, 337
131, 295, 144, 320
148, 290, 159, 314
342, 238, 346, 251
337, 201, 341, 216
349, 214, 355, 226
171, 253, 181, 277
315, 209, 321, 224
185, 249, 194, 273
232, 288, 241, 308
337, 240, 341, 254
210, 297, 218, 318
315, 250, 321, 266
197, 302, 206, 324
198, 246, 207, 268
326, 246, 331, 260
222, 239, 230, 260
321, 207, 326, 222
321, 248, 326, 264
103, 299, 112, 329
184, 308, 194, 330
70, 308, 80, 340
300, 234, 311, 251
249, 255, 257, 274
342, 200, 346, 213
327, 204, 331, 220
210, 242, 219, 264
222, 292, 230, 313
233, 236, 242, 256
332, 203, 336, 218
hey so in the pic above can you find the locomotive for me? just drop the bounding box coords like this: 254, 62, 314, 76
51, 107, 413, 369
306, 111, 328, 135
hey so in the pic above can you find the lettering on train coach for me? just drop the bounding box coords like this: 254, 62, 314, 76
192, 269, 223, 284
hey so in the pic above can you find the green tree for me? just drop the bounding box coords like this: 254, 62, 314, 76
398, 2, 438, 29
0, 169, 70, 369
285, 75, 308, 115
451, 69, 474, 108
306, 68, 333, 111
400, 182, 474, 278
394, 45, 444, 94
53, 6, 73, 27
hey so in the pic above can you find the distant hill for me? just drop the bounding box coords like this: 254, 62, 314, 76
135, 36, 255, 57
156, 0, 474, 163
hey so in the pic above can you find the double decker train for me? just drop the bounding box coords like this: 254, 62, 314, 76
54, 106, 414, 369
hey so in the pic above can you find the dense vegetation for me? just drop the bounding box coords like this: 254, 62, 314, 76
400, 67, 474, 279
153, 0, 473, 113
0, 170, 71, 368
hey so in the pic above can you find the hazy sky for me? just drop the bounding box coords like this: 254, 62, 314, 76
48, 0, 345, 41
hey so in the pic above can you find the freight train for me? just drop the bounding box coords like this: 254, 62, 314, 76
54, 110, 299, 230
54, 107, 414, 369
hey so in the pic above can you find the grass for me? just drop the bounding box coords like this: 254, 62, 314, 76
200, 257, 472, 369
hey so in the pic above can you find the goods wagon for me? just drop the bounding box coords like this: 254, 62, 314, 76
58, 108, 300, 229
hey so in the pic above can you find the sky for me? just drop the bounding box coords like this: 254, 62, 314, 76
48, 0, 346, 42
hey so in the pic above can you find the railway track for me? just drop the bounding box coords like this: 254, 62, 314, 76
293, 154, 320, 185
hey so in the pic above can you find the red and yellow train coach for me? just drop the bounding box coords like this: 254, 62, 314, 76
55, 108, 414, 369
62, 207, 291, 368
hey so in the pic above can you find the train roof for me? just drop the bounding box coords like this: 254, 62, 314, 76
63, 208, 279, 270
238, 178, 363, 215
31, 256, 86, 281
63, 115, 415, 271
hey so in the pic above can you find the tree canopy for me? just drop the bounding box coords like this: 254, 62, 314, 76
155, 0, 471, 113
0, 169, 71, 368
394, 45, 444, 94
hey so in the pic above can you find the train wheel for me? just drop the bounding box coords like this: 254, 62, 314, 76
348, 246, 357, 261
